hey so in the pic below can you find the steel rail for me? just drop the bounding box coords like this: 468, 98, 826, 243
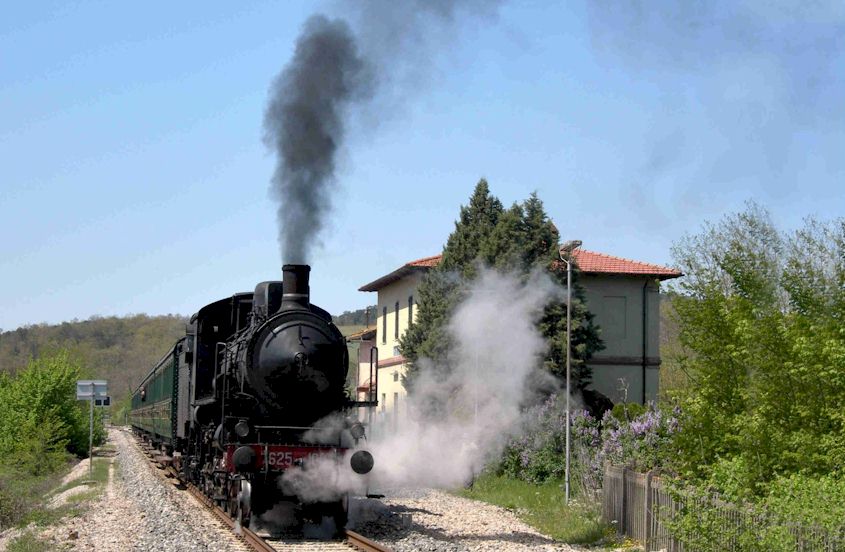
344, 529, 393, 552
133, 432, 393, 552
185, 482, 276, 552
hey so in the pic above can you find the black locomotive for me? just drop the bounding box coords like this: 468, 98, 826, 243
130, 264, 374, 531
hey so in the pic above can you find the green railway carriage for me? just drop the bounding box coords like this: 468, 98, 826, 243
130, 339, 183, 445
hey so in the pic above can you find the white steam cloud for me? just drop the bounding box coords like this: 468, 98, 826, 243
367, 267, 561, 489
279, 267, 563, 505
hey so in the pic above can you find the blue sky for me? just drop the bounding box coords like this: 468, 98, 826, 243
1, 1, 843, 330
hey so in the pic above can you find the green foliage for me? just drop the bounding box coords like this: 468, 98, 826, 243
0, 314, 187, 399
609, 402, 646, 422
333, 306, 377, 326
656, 293, 690, 403
459, 472, 610, 544
668, 204, 845, 491
401, 180, 603, 394
0, 351, 104, 476
0, 465, 66, 531
6, 531, 51, 552
401, 179, 504, 381
667, 475, 845, 552
110, 391, 133, 426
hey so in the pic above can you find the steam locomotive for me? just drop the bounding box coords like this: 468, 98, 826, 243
129, 265, 375, 532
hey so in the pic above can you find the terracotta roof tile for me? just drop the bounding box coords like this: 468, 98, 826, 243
360, 248, 681, 291
406, 255, 442, 268
567, 249, 682, 278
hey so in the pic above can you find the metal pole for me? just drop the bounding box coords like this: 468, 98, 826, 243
565, 257, 572, 504
89, 382, 94, 479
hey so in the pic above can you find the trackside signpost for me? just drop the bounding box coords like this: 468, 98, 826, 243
76, 380, 108, 478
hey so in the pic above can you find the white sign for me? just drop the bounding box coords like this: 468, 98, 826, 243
76, 380, 108, 400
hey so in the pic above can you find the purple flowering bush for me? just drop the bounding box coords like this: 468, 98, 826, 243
498, 396, 679, 496
499, 394, 569, 483
601, 405, 679, 472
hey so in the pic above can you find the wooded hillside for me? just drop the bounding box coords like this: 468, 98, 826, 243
0, 315, 187, 399
0, 306, 376, 401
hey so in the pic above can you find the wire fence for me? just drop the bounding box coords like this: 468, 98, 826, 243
601, 465, 845, 552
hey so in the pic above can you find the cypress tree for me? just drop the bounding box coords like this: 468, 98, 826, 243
401, 179, 503, 384
401, 182, 604, 406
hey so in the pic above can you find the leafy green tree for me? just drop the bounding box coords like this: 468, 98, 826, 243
669, 203, 845, 496
401, 181, 603, 402
0, 350, 104, 475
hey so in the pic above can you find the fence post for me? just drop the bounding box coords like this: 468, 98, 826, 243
644, 470, 654, 551
621, 467, 627, 534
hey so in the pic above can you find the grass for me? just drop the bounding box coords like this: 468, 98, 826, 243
0, 469, 64, 531
458, 472, 614, 545
53, 456, 110, 495
11, 457, 111, 529
6, 531, 51, 552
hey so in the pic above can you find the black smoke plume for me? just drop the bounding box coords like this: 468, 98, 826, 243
264, 16, 372, 264
264, 2, 501, 263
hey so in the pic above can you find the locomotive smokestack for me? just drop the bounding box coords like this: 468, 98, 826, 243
281, 264, 311, 310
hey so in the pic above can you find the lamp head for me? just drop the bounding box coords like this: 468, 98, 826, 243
559, 240, 583, 260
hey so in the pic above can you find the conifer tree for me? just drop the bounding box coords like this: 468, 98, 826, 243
400, 179, 503, 381
401, 182, 604, 403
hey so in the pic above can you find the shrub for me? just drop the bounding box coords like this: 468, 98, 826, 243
499, 396, 677, 497
667, 475, 845, 552
0, 351, 104, 475
499, 394, 569, 484
601, 405, 679, 473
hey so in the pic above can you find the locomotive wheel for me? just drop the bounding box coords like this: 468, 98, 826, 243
332, 496, 348, 536
226, 477, 251, 527
235, 478, 252, 529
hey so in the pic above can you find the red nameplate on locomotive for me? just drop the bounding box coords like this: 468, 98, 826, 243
225, 444, 344, 472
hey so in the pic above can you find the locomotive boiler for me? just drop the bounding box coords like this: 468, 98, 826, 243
130, 264, 375, 532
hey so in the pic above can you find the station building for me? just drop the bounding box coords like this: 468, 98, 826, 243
352, 250, 680, 426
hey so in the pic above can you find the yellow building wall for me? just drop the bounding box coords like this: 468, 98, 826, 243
372, 272, 423, 424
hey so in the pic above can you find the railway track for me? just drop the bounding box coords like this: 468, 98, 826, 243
133, 434, 392, 552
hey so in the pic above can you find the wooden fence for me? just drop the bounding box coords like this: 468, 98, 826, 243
601, 465, 845, 551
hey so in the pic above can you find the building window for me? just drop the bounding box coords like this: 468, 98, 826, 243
381, 393, 386, 412
408, 295, 413, 326
393, 371, 399, 382
394, 301, 400, 339
392, 346, 400, 356
393, 392, 399, 426
382, 306, 387, 344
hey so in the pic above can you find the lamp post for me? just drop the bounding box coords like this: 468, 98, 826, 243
559, 239, 582, 504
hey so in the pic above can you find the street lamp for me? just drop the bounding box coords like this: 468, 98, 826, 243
559, 239, 582, 504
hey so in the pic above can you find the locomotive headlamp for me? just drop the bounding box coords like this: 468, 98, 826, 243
232, 446, 257, 472
349, 422, 366, 440
350, 450, 374, 474
235, 420, 250, 438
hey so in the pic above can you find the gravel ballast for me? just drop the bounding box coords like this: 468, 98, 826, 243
12, 428, 608, 551
350, 488, 590, 552
42, 428, 243, 551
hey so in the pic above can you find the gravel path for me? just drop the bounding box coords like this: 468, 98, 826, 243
42, 428, 244, 551
350, 488, 591, 552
